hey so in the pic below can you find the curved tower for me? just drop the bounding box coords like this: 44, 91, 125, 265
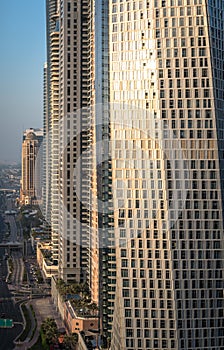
108, 0, 224, 349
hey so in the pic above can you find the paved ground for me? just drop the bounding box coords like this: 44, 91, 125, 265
32, 297, 64, 328
14, 297, 64, 350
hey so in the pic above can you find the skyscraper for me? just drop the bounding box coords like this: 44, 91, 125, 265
45, 0, 94, 283
44, 0, 224, 349
44, 0, 59, 263
49, 3, 60, 264
42, 62, 50, 223
106, 0, 224, 349
20, 128, 43, 205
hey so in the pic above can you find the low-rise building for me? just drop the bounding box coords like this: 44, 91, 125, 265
37, 241, 58, 279
51, 276, 99, 345
31, 231, 50, 252
64, 300, 98, 334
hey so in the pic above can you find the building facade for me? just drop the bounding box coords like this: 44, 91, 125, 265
44, 0, 60, 264
107, 0, 224, 349
49, 4, 60, 264
42, 62, 50, 222
20, 128, 43, 205
44, 0, 224, 349
45, 0, 94, 283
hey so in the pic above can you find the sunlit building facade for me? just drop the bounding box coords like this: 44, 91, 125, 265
42, 62, 49, 220
45, 0, 94, 283
106, 0, 224, 349
44, 0, 224, 349
44, 0, 59, 261
49, 6, 60, 264
20, 128, 43, 205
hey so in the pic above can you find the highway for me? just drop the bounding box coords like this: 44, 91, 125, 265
0, 192, 51, 349
0, 247, 23, 350
0, 197, 24, 349
4, 198, 25, 287
6, 215, 18, 243
11, 252, 24, 286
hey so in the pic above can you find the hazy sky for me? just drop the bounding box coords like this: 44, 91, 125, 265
0, 0, 46, 163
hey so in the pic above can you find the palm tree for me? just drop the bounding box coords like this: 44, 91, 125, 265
41, 318, 58, 345
56, 279, 65, 294
88, 302, 99, 316
41, 317, 57, 332
70, 282, 81, 294
79, 282, 91, 300
63, 333, 78, 349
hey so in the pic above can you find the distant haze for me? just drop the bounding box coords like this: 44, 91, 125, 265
0, 0, 46, 163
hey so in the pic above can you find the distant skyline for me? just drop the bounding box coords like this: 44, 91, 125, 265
0, 0, 46, 163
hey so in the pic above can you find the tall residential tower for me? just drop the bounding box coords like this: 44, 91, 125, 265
44, 0, 224, 349
20, 128, 43, 205
106, 0, 224, 349
45, 0, 94, 283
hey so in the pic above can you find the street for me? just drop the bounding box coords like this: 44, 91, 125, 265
0, 188, 54, 349
0, 197, 24, 349
0, 247, 23, 350
11, 251, 24, 285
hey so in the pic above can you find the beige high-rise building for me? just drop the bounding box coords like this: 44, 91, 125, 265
20, 128, 43, 205
44, 1, 224, 349
106, 0, 224, 349
49, 5, 60, 263
45, 0, 94, 283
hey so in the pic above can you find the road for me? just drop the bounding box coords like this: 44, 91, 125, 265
0, 198, 24, 349
6, 215, 18, 242
0, 247, 23, 350
0, 191, 52, 349
4, 198, 25, 288
11, 251, 24, 286
5, 198, 19, 242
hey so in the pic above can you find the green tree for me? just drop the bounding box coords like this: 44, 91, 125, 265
79, 282, 91, 300
41, 318, 58, 345
63, 333, 78, 349
88, 302, 99, 316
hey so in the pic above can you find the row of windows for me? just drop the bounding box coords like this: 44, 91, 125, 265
120, 264, 222, 278
159, 100, 213, 110
162, 111, 214, 122
126, 328, 176, 338
111, 0, 202, 5
155, 9, 205, 24
155, 27, 207, 43
121, 289, 222, 305
155, 16, 205, 30
111, 8, 205, 25
125, 338, 175, 350
158, 68, 209, 80
119, 236, 221, 250
119, 228, 221, 246
159, 78, 210, 90
120, 227, 220, 242
156, 0, 203, 7
158, 54, 208, 68
160, 88, 211, 99
125, 339, 224, 350
120, 246, 222, 264
120, 273, 222, 289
